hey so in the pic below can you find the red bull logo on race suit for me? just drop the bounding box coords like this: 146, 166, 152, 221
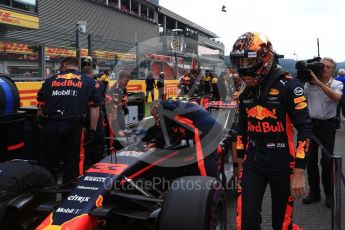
247, 121, 284, 133
246, 106, 284, 133
246, 105, 277, 120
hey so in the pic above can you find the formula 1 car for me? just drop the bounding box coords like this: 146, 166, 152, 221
0, 71, 236, 229
0, 119, 231, 230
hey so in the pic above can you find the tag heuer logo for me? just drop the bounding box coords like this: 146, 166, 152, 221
294, 87, 304, 96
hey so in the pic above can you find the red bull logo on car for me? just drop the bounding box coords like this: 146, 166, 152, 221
246, 105, 277, 120
36, 213, 97, 230
95, 195, 103, 208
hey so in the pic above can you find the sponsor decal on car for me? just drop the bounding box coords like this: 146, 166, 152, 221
117, 151, 144, 157
36, 213, 97, 230
67, 194, 91, 203
55, 207, 82, 214
76, 185, 99, 191
84, 176, 106, 182
95, 195, 103, 208
87, 163, 128, 175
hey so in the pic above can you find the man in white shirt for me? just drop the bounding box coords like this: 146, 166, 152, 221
302, 57, 343, 208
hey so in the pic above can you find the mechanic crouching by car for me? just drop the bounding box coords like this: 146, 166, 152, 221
148, 99, 223, 178
37, 56, 100, 184
231, 32, 313, 230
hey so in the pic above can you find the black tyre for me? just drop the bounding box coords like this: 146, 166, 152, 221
159, 176, 227, 230
0, 160, 54, 229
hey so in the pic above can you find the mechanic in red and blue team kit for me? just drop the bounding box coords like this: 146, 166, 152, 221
106, 70, 130, 138
37, 57, 100, 183
82, 66, 106, 167
230, 32, 313, 230
148, 99, 223, 178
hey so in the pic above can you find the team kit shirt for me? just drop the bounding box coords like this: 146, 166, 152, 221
37, 70, 100, 119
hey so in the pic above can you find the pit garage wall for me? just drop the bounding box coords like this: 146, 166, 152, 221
16, 80, 178, 106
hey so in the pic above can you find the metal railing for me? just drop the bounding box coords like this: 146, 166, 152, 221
331, 156, 342, 230
313, 136, 345, 230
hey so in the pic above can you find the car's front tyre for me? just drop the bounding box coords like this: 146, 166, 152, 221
0, 160, 54, 230
159, 176, 227, 230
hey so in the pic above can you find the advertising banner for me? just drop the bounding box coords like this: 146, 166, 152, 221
0, 9, 39, 29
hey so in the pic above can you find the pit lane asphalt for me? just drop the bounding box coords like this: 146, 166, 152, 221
227, 122, 345, 230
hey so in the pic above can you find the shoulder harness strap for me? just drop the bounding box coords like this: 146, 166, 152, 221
258, 65, 287, 103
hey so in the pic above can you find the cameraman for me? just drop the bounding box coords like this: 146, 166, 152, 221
302, 57, 343, 208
